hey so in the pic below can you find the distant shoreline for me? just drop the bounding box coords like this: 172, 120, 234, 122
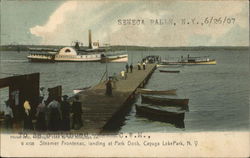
0, 45, 249, 51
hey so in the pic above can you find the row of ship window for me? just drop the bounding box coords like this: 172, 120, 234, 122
31, 54, 51, 56
56, 55, 99, 58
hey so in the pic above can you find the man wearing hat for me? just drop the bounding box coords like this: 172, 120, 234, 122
47, 97, 61, 131
35, 96, 47, 131
105, 77, 113, 96
71, 95, 83, 130
60, 95, 71, 131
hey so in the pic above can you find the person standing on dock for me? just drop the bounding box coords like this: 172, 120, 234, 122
45, 88, 53, 105
121, 70, 125, 80
125, 63, 129, 73
112, 73, 118, 89
60, 95, 71, 131
137, 62, 141, 70
23, 100, 34, 130
3, 100, 13, 129
105, 77, 113, 96
143, 62, 146, 70
35, 97, 47, 131
130, 63, 133, 73
47, 97, 62, 131
71, 96, 83, 130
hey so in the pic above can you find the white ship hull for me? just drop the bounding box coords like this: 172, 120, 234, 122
54, 54, 101, 62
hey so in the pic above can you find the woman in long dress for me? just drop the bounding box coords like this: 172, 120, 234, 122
23, 100, 34, 130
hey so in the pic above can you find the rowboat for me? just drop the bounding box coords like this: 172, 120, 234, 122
141, 95, 189, 107
159, 70, 180, 73
137, 88, 177, 95
157, 64, 183, 68
73, 86, 91, 94
100, 53, 128, 63
135, 104, 185, 122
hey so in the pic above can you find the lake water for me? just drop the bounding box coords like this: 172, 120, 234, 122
0, 49, 249, 132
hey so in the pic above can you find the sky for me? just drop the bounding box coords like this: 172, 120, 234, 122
0, 0, 249, 47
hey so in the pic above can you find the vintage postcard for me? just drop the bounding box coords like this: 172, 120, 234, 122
0, 0, 249, 157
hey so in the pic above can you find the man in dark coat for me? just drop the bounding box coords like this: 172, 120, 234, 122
71, 96, 83, 130
130, 64, 133, 73
47, 97, 62, 131
142, 62, 146, 70
125, 63, 129, 73
35, 97, 47, 131
60, 95, 71, 131
105, 78, 113, 96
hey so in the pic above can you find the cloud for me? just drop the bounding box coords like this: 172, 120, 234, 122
30, 0, 249, 46
30, 1, 77, 39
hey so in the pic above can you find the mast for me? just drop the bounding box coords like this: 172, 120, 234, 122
88, 29, 92, 49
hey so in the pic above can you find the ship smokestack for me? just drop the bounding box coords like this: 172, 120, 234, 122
88, 29, 92, 49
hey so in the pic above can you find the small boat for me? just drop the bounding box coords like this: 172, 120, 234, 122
160, 55, 216, 65
141, 95, 189, 107
135, 104, 185, 121
137, 88, 177, 95
159, 70, 180, 73
157, 64, 183, 68
73, 86, 91, 94
100, 52, 128, 63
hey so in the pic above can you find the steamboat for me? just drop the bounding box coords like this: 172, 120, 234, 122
159, 55, 216, 66
27, 30, 126, 62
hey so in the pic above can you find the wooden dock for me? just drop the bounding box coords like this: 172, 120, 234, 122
77, 64, 156, 133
